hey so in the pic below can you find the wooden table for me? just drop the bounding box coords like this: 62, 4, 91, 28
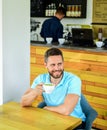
0, 102, 82, 130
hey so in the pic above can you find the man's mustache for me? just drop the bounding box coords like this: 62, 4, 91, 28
53, 70, 62, 72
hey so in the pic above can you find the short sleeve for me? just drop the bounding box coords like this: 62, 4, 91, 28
31, 75, 42, 89
67, 76, 81, 96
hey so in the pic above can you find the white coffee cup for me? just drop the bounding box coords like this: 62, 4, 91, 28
43, 83, 55, 94
58, 38, 65, 45
46, 37, 53, 44
96, 41, 104, 48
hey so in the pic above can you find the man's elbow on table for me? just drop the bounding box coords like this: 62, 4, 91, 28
60, 107, 72, 116
21, 97, 32, 107
57, 103, 74, 116
21, 101, 32, 107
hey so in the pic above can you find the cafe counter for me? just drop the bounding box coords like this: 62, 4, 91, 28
30, 42, 107, 130
31, 41, 107, 52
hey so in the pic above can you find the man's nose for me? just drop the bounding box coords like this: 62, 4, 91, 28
54, 65, 60, 70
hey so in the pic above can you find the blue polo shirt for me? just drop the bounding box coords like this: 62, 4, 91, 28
40, 16, 63, 42
31, 71, 86, 121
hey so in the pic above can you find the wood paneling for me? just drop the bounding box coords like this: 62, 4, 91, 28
30, 46, 107, 130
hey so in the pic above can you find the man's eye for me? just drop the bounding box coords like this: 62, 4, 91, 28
51, 64, 55, 67
58, 63, 62, 66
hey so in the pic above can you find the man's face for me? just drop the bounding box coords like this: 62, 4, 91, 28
45, 55, 64, 79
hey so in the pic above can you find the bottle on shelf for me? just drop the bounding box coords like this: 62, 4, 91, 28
53, 3, 56, 16
45, 5, 49, 16
71, 5, 75, 17
66, 5, 71, 17
59, 3, 64, 8
59, 3, 62, 7
73, 5, 76, 17
48, 4, 51, 16
98, 28, 103, 41
45, 3, 56, 17
78, 5, 81, 17
75, 5, 78, 17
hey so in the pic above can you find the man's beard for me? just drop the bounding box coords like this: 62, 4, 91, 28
48, 69, 64, 79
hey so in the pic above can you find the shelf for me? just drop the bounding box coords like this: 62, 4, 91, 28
31, 0, 87, 18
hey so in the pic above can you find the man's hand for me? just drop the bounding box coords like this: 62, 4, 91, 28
21, 83, 44, 107
34, 83, 44, 96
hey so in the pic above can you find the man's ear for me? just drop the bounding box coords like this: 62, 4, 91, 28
44, 62, 47, 68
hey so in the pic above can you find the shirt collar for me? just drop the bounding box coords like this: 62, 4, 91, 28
52, 16, 60, 21
47, 71, 65, 86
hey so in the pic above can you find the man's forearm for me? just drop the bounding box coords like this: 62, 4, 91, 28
44, 104, 72, 116
43, 94, 78, 115
21, 90, 38, 107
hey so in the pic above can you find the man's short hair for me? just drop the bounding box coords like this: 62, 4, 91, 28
56, 6, 66, 16
44, 47, 64, 63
